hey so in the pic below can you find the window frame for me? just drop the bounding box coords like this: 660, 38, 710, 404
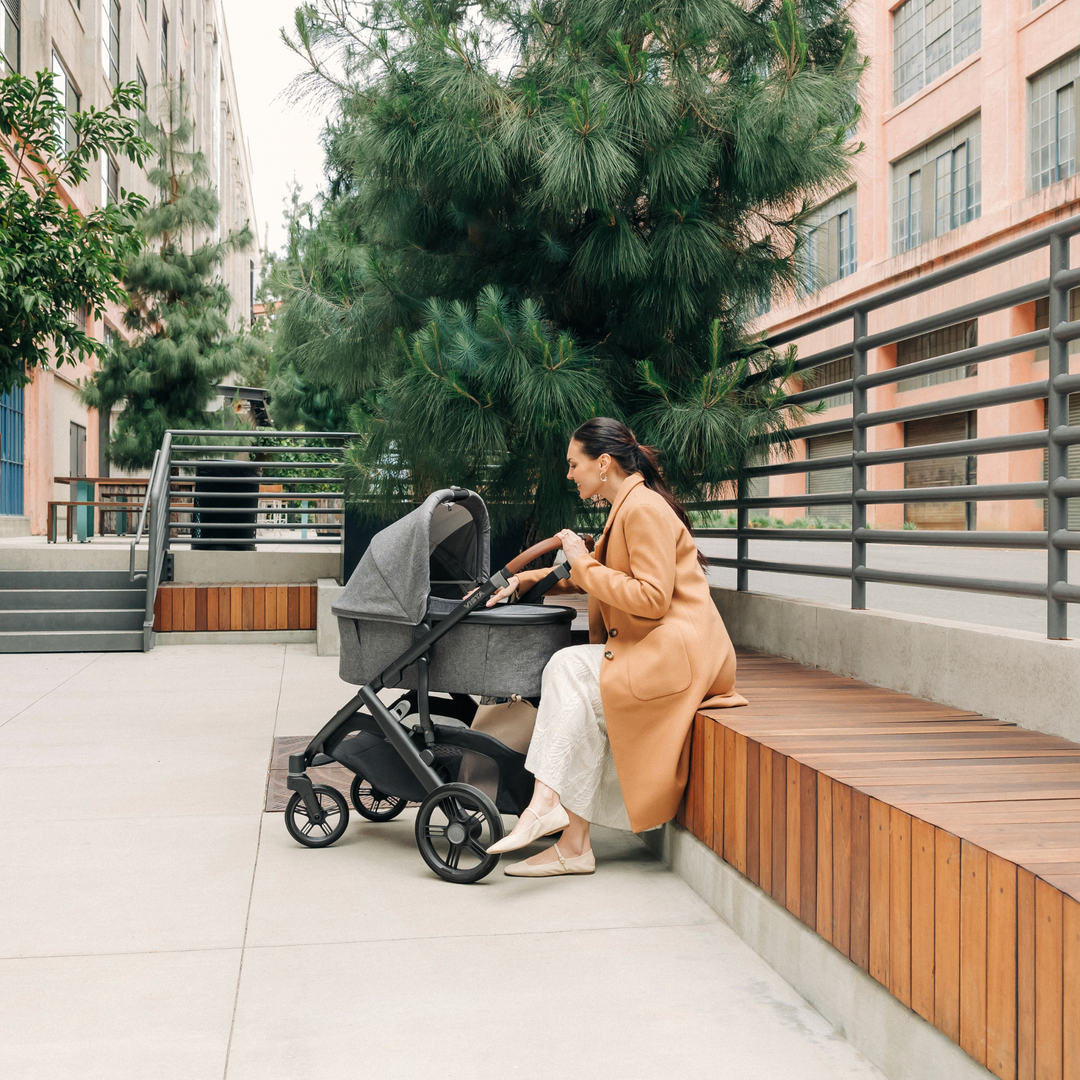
892, 0, 982, 108
1, 0, 19, 74
1029, 50, 1079, 192
51, 50, 81, 154
101, 0, 120, 89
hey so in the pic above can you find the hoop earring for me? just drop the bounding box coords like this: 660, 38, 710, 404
600, 472, 608, 482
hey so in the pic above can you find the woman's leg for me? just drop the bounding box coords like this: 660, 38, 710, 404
497, 779, 592, 860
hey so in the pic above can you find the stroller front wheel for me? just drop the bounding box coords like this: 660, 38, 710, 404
285, 785, 350, 848
350, 773, 409, 822
415, 783, 504, 884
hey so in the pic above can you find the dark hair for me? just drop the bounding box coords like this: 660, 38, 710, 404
571, 418, 708, 571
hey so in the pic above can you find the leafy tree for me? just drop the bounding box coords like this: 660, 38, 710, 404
276, 0, 864, 539
0, 71, 151, 395
81, 83, 264, 469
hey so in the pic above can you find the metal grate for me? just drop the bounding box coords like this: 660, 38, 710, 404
0, 383, 24, 517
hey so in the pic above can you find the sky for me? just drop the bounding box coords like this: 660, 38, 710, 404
220, 0, 331, 260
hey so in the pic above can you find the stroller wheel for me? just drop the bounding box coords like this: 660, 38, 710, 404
415, 783, 504, 884
349, 773, 409, 822
284, 785, 350, 848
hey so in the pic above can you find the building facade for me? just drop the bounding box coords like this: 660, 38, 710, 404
757, 0, 1080, 533
0, 0, 257, 536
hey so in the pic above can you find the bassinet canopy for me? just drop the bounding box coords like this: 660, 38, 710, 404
333, 488, 490, 626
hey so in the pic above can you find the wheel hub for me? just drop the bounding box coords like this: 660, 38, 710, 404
446, 821, 468, 845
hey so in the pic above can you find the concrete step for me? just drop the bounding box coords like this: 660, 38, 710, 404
0, 570, 143, 591
0, 589, 146, 611
0, 629, 144, 652
0, 608, 143, 632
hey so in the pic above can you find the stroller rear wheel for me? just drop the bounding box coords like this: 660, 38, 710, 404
285, 785, 350, 848
415, 783, 503, 884
349, 773, 409, 822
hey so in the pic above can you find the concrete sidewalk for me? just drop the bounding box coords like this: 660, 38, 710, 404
0, 644, 885, 1080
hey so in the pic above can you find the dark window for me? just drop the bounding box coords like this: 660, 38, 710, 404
904, 412, 977, 530
102, 0, 120, 88
896, 319, 977, 391
136, 59, 147, 109
52, 52, 80, 153
161, 11, 168, 80
1, 0, 19, 73
804, 189, 857, 292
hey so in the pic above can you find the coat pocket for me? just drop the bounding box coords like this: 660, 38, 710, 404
627, 623, 692, 701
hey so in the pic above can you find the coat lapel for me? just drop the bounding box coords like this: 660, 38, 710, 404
595, 473, 644, 564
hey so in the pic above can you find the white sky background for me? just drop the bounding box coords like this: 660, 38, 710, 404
221, 0, 331, 260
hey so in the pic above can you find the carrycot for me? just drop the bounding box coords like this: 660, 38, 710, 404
332, 488, 574, 698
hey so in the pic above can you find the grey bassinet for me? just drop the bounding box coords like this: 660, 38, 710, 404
332, 489, 573, 698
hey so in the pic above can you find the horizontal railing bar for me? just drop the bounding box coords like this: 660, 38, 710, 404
745, 453, 852, 477
1054, 319, 1080, 343
764, 212, 1080, 348
169, 462, 342, 472
853, 566, 1047, 599
772, 417, 854, 443
1051, 530, 1080, 550
857, 281, 1052, 353
787, 342, 856, 375
1052, 425, 1080, 446
857, 381, 1049, 428
708, 493, 856, 510
171, 538, 342, 546
1055, 266, 1080, 291
856, 482, 1046, 503
784, 379, 854, 406
1051, 478, 1080, 498
1051, 583, 1080, 603
697, 528, 851, 541
167, 447, 344, 455
169, 509, 343, 517
169, 523, 341, 531
855, 430, 1048, 466
855, 529, 1047, 548
1053, 373, 1080, 395
857, 330, 1048, 391
170, 476, 343, 485
166, 429, 349, 439
707, 557, 852, 579
168, 493, 343, 502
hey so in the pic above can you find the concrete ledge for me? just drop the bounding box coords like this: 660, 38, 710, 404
317, 578, 343, 656
156, 630, 315, 646
643, 822, 994, 1080
0, 515, 30, 538
171, 550, 339, 584
712, 586, 1080, 742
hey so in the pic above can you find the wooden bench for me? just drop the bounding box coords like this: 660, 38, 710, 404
153, 583, 318, 632
48, 500, 144, 543
679, 650, 1080, 1080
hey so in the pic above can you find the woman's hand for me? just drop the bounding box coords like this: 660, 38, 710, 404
485, 575, 519, 607
558, 529, 590, 566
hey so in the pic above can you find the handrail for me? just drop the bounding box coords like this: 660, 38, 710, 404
693, 211, 1080, 639
139, 434, 173, 650
128, 448, 160, 584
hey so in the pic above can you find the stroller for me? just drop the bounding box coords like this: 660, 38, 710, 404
284, 487, 581, 883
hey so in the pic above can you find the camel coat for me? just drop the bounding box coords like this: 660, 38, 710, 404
516, 474, 747, 831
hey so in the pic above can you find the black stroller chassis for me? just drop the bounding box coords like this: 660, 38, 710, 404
285, 487, 578, 883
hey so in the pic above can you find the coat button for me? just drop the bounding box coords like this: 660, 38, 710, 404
608, 628, 618, 638
604, 650, 613, 660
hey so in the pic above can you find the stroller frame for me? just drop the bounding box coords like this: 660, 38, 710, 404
285, 487, 576, 883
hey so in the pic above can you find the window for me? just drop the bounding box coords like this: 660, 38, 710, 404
804, 188, 857, 292
806, 432, 853, 526
138, 0, 146, 19
136, 59, 147, 109
904, 412, 977, 530
1, 0, 19, 73
1032, 0, 1051, 8
892, 115, 981, 254
896, 319, 977, 392
1034, 290, 1080, 362
1030, 51, 1078, 192
100, 151, 119, 205
51, 52, 80, 153
102, 0, 120, 88
809, 355, 854, 409
893, 0, 981, 107
161, 10, 168, 80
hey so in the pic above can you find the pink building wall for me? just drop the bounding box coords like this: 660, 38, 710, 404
756, 0, 1080, 532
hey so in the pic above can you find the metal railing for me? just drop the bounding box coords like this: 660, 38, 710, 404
694, 211, 1080, 639
129, 430, 347, 651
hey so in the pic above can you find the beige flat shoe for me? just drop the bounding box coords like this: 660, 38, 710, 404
486, 804, 570, 854
504, 844, 596, 877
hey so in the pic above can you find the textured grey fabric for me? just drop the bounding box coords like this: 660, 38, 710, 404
332, 488, 490, 625
337, 604, 574, 698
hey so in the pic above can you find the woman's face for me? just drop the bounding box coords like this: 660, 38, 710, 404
566, 439, 609, 502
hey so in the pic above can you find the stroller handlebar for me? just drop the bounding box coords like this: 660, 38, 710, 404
500, 533, 596, 578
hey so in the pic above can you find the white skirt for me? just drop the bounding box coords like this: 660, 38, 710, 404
524, 644, 633, 831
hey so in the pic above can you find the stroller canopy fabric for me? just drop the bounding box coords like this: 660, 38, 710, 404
333, 488, 490, 625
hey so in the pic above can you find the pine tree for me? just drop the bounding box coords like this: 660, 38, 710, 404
81, 82, 265, 470
274, 0, 864, 539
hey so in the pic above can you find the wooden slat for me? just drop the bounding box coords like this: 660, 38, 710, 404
772, 751, 787, 906
207, 584, 219, 631
786, 758, 802, 919
890, 807, 912, 1008
733, 733, 747, 875
1064, 896, 1080, 1080
723, 726, 737, 867
158, 586, 172, 632
817, 775, 834, 944
276, 584, 288, 630
988, 852, 1018, 1080
287, 584, 300, 630
254, 585, 265, 631
712, 721, 726, 857
242, 586, 254, 632
960, 840, 988, 1066
702, 718, 716, 851
936, 829, 962, 1043
851, 789, 871, 972
870, 797, 890, 987
184, 586, 196, 632
299, 583, 311, 629
833, 781, 852, 957
310, 585, 318, 628
1020, 868, 1037, 1080
231, 586, 242, 631
912, 815, 937, 1023
1035, 879, 1063, 1080
800, 764, 817, 929
759, 744, 772, 894
195, 588, 207, 632
747, 737, 760, 885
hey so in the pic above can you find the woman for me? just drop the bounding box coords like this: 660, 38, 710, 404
485, 418, 747, 877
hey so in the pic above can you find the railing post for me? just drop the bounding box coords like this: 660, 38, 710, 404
851, 307, 868, 610
736, 478, 749, 592
1047, 233, 1070, 639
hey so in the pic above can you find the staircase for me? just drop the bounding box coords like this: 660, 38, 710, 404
0, 570, 145, 652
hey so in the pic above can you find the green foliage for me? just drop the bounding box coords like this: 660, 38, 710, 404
80, 83, 265, 469
272, 0, 865, 537
0, 71, 152, 395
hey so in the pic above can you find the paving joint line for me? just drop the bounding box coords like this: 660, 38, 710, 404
0, 652, 106, 730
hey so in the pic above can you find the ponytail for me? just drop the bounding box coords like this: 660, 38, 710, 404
571, 418, 709, 571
